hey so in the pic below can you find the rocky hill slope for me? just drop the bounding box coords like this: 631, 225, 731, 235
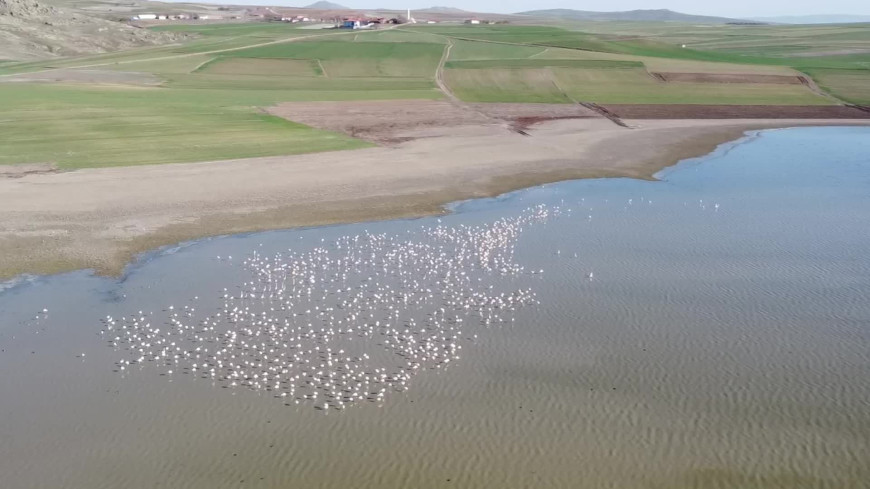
0, 0, 185, 61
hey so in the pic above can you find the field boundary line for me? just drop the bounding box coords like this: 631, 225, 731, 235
190, 56, 218, 73
316, 59, 329, 78
0, 29, 366, 79
529, 48, 549, 58
428, 35, 519, 133
795, 71, 848, 105
547, 69, 577, 104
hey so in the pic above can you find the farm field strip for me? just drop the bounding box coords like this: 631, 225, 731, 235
0, 84, 372, 169
413, 24, 869, 104
444, 65, 832, 105
0, 27, 360, 78
3, 21, 869, 170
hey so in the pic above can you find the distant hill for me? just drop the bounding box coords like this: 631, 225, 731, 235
417, 6, 468, 14
750, 14, 870, 24
304, 1, 348, 9
516, 8, 742, 24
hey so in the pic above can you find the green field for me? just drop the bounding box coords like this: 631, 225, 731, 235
407, 24, 867, 105
0, 84, 371, 169
444, 59, 643, 69
803, 68, 870, 104
198, 58, 323, 76
445, 66, 829, 105
1, 20, 869, 169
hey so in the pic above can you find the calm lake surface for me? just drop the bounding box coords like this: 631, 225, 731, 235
1, 126, 869, 489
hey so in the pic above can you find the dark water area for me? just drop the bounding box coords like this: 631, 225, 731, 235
1, 126, 869, 488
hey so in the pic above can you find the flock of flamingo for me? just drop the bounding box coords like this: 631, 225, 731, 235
101, 205, 560, 411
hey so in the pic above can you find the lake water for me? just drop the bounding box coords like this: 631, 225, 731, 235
1, 126, 869, 489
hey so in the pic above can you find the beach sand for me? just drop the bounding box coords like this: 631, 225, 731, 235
2, 118, 869, 280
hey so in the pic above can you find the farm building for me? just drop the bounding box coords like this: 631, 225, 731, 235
340, 17, 378, 29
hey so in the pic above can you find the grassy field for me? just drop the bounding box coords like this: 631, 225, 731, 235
803, 68, 870, 104
413, 23, 869, 104
198, 58, 322, 76
1, 20, 869, 169
444, 59, 643, 69
445, 66, 829, 105
0, 27, 442, 168
0, 84, 371, 169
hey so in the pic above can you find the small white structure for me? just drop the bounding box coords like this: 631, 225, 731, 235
133, 14, 157, 20
467, 18, 480, 24
405, 8, 416, 24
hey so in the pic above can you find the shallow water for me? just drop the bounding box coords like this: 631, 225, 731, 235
1, 126, 869, 488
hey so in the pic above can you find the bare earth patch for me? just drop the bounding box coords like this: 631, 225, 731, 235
601, 105, 870, 119
470, 103, 599, 119
652, 73, 808, 85
0, 162, 59, 178
268, 100, 494, 143
267, 100, 602, 142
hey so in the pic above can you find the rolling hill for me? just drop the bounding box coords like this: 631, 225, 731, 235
751, 14, 870, 24
304, 1, 348, 9
516, 8, 742, 24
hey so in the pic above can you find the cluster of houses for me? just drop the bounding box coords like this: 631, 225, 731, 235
130, 10, 502, 26
464, 18, 508, 25
131, 13, 230, 21
282, 14, 314, 23
337, 10, 441, 29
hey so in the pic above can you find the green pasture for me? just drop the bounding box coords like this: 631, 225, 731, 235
444, 59, 643, 69
445, 66, 831, 105
2, 20, 869, 170
0, 84, 372, 169
197, 57, 322, 76
415, 23, 870, 103
443, 38, 548, 60
413, 24, 870, 70
804, 68, 870, 104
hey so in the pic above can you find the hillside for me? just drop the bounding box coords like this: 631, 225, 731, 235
304, 1, 348, 9
516, 8, 741, 24
417, 6, 468, 14
0, 0, 185, 61
751, 14, 870, 24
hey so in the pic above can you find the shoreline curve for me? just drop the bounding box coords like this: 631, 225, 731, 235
1, 118, 868, 281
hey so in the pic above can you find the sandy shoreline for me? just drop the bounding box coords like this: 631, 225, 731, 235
1, 118, 868, 280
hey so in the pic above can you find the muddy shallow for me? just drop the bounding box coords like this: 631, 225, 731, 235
1, 127, 869, 488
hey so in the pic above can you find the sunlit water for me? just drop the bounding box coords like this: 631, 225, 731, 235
1, 127, 869, 489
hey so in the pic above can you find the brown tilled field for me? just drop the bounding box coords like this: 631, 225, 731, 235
602, 105, 870, 119
470, 103, 599, 120
651, 72, 808, 85
268, 100, 493, 143
268, 100, 603, 142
